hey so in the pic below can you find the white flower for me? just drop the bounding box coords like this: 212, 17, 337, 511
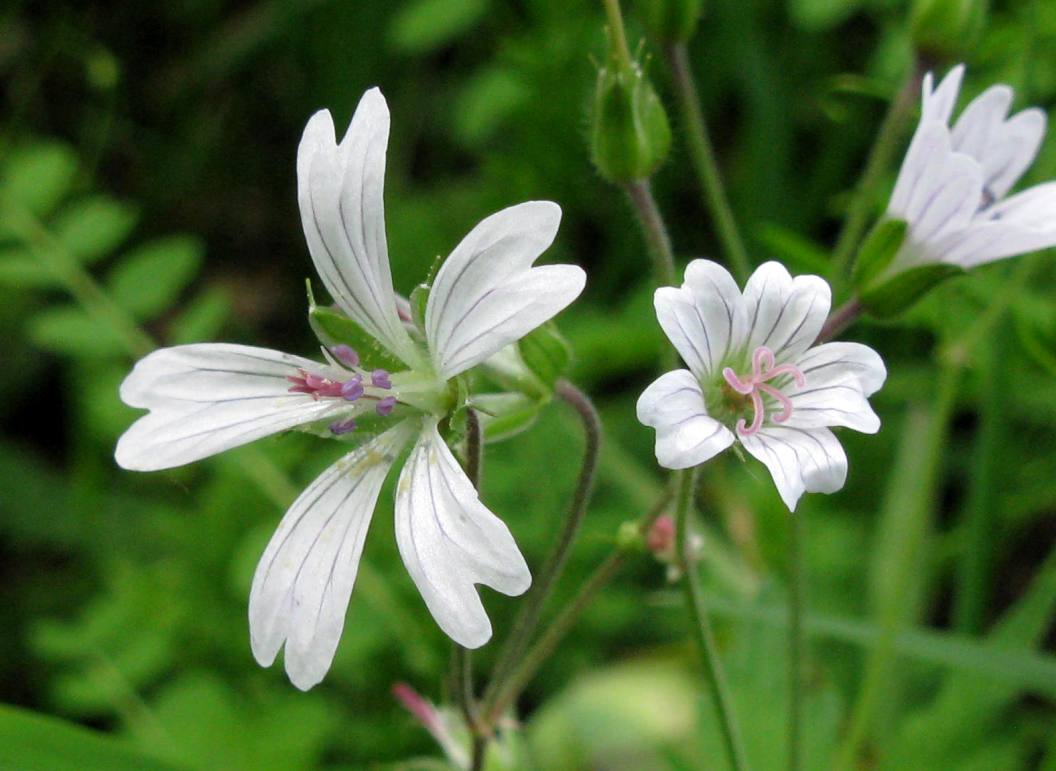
637, 260, 885, 511
115, 88, 585, 689
887, 64, 1056, 271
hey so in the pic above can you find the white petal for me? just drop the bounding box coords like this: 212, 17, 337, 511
741, 262, 831, 362
793, 342, 886, 395
740, 426, 848, 512
425, 201, 584, 379
115, 344, 342, 471
921, 65, 965, 125
654, 259, 745, 378
248, 422, 412, 691
636, 370, 735, 469
394, 421, 531, 648
783, 379, 880, 433
950, 84, 1013, 160
981, 108, 1046, 200
298, 90, 418, 365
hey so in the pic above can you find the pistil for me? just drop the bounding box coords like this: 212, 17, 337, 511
721, 346, 806, 437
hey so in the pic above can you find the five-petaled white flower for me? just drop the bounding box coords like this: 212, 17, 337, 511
887, 63, 1056, 271
637, 260, 886, 511
115, 88, 586, 690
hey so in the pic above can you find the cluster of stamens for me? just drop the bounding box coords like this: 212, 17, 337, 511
721, 346, 806, 437
286, 344, 398, 436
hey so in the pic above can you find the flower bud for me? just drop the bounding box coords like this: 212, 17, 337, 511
591, 49, 672, 183
910, 0, 987, 62
634, 0, 704, 44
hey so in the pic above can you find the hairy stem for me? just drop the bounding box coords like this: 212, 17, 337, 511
601, 0, 633, 68
830, 59, 923, 287
624, 178, 678, 289
788, 512, 805, 771
665, 42, 750, 282
481, 380, 602, 714
677, 468, 751, 771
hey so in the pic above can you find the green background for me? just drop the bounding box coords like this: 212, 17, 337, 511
1, 0, 1055, 768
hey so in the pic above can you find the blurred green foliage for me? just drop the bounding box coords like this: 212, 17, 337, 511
1, 0, 1055, 768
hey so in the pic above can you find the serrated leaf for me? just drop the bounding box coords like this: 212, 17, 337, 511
0, 704, 181, 771
28, 306, 126, 357
307, 294, 405, 371
518, 322, 572, 389
389, 0, 489, 54
0, 141, 79, 222
53, 196, 139, 264
859, 262, 964, 318
168, 285, 231, 344
852, 218, 909, 290
107, 236, 203, 321
0, 247, 58, 287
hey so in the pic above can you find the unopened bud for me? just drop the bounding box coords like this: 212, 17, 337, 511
646, 514, 676, 555
634, 0, 704, 44
591, 47, 671, 183
910, 0, 987, 62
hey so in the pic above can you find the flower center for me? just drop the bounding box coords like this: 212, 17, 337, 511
721, 346, 805, 437
286, 345, 398, 436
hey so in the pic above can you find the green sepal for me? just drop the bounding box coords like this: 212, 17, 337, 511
470, 392, 544, 444
518, 321, 572, 390
858, 262, 966, 318
852, 218, 909, 292
441, 375, 472, 445
409, 282, 431, 333
305, 280, 404, 371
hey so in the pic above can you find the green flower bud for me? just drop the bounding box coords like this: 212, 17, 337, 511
910, 0, 987, 62
634, 0, 704, 44
591, 52, 672, 183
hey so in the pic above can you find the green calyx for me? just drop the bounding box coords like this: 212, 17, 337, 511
591, 49, 672, 183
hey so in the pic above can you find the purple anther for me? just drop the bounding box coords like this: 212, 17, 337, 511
371, 369, 392, 389
376, 396, 397, 416
330, 344, 360, 368
329, 418, 357, 435
341, 376, 365, 401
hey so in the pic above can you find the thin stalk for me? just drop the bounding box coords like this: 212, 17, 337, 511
482, 380, 602, 709
676, 468, 751, 771
788, 512, 805, 771
624, 178, 678, 289
484, 485, 675, 724
830, 59, 923, 287
665, 42, 750, 282
602, 0, 633, 68
816, 296, 863, 344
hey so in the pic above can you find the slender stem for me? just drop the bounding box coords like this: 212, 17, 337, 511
464, 408, 483, 490
482, 380, 602, 709
483, 484, 675, 724
602, 0, 633, 68
624, 178, 678, 289
676, 468, 751, 771
665, 42, 751, 282
816, 296, 863, 343
788, 512, 805, 771
830, 59, 923, 287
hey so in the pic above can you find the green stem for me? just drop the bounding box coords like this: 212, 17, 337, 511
788, 512, 805, 771
483, 484, 674, 724
830, 58, 923, 288
676, 468, 751, 771
665, 42, 751, 282
834, 364, 959, 770
624, 178, 678, 289
602, 0, 633, 68
481, 380, 602, 712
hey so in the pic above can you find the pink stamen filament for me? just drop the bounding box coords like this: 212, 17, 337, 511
721, 346, 806, 437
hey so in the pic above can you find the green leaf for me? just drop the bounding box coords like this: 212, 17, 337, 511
0, 141, 79, 222
852, 218, 908, 290
53, 196, 139, 265
859, 262, 965, 318
388, 0, 489, 54
27, 306, 126, 357
754, 222, 830, 275
471, 392, 542, 443
789, 0, 864, 31
453, 68, 528, 146
0, 703, 182, 771
168, 285, 231, 344
518, 322, 572, 390
107, 236, 203, 321
307, 282, 405, 371
0, 247, 58, 288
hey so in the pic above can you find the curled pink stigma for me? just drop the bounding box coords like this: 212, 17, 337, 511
721, 346, 806, 437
